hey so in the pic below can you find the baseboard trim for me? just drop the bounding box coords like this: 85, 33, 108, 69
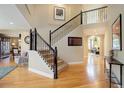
29, 68, 54, 79
68, 61, 83, 64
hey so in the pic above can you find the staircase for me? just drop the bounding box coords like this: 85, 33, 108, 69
30, 28, 68, 79
29, 6, 108, 79
38, 49, 68, 72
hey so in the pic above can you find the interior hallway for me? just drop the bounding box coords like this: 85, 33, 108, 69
0, 55, 111, 88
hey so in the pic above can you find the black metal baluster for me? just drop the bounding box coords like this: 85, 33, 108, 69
30, 29, 32, 50
49, 30, 51, 46
34, 28, 37, 51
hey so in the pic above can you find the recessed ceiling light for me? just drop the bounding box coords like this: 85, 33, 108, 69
9, 22, 14, 25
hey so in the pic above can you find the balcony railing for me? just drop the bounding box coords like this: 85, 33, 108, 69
50, 6, 108, 45
82, 6, 107, 25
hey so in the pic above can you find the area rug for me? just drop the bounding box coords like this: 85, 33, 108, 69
0, 66, 17, 79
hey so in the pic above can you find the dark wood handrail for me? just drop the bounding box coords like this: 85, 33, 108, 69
51, 6, 108, 35
82, 6, 108, 13
34, 28, 55, 52
33, 28, 58, 79
51, 12, 81, 34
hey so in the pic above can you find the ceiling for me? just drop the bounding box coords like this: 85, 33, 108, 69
0, 4, 31, 30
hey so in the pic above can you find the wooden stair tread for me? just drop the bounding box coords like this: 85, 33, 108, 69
46, 59, 64, 64
58, 63, 68, 72
40, 50, 49, 52
42, 53, 53, 57
39, 50, 50, 54
39, 50, 68, 73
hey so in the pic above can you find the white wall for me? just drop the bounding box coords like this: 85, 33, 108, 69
35, 4, 81, 42
82, 23, 107, 57
106, 5, 124, 60
53, 25, 83, 64
0, 4, 82, 62
51, 13, 107, 64
21, 31, 30, 54
28, 50, 54, 78
16, 4, 83, 62
105, 4, 124, 87
17, 4, 82, 42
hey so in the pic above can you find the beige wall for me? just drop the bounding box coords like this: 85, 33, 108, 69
100, 35, 104, 56
83, 35, 88, 57
0, 4, 82, 61
21, 31, 30, 54
105, 5, 124, 59
17, 4, 82, 42
82, 4, 106, 11
105, 4, 124, 87
83, 34, 104, 57
54, 25, 83, 64
48, 4, 71, 26
82, 23, 107, 57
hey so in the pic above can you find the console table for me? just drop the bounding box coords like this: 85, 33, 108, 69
104, 56, 124, 88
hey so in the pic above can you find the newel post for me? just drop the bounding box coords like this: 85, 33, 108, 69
54, 47, 58, 79
34, 28, 37, 51
80, 10, 82, 24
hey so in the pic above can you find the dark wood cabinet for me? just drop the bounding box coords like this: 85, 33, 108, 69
0, 34, 10, 59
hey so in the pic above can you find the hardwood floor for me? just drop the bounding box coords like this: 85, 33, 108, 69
0, 54, 111, 88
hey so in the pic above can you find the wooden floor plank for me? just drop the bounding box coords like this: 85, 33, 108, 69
0, 55, 114, 88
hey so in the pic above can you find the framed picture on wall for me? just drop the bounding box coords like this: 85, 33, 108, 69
54, 6, 65, 21
68, 37, 82, 46
112, 14, 122, 51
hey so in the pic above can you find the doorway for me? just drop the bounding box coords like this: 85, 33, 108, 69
88, 36, 100, 55
83, 35, 104, 58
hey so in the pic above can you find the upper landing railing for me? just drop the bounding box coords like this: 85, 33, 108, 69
49, 6, 108, 45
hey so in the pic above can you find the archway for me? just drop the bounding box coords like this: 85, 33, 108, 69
83, 35, 104, 57
88, 36, 100, 55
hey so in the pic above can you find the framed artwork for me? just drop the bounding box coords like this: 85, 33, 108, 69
54, 6, 65, 21
112, 14, 122, 50
68, 37, 82, 46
